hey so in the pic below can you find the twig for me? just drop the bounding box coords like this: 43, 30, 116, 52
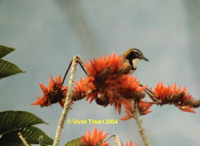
102, 135, 114, 143
132, 100, 151, 146
53, 56, 79, 146
18, 132, 29, 146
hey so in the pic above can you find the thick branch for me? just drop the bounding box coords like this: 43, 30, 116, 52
132, 101, 151, 146
53, 56, 78, 146
113, 135, 122, 146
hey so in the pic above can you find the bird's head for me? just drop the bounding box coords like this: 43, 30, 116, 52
121, 48, 149, 71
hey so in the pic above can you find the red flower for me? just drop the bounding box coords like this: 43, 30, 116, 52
120, 99, 152, 120
125, 141, 139, 146
176, 105, 195, 113
74, 76, 96, 102
120, 99, 133, 120
154, 82, 195, 113
85, 53, 124, 77
74, 54, 146, 114
81, 127, 109, 146
31, 76, 68, 107
138, 101, 153, 115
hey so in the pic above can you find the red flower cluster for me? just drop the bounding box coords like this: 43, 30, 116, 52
31, 76, 68, 107
81, 127, 108, 146
154, 82, 196, 113
31, 54, 146, 113
32, 53, 200, 117
80, 128, 138, 146
73, 53, 146, 113
120, 99, 152, 120
85, 53, 124, 77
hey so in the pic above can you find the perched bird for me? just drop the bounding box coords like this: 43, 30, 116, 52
121, 48, 149, 74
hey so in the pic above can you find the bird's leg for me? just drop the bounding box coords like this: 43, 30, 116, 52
61, 56, 87, 85
76, 56, 87, 75
139, 84, 161, 103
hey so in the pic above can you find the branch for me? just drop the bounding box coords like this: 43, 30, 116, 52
113, 135, 123, 146
53, 56, 79, 146
132, 101, 151, 146
18, 132, 29, 146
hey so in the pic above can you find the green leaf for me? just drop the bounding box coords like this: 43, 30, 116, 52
0, 111, 46, 135
0, 45, 15, 58
65, 138, 81, 146
0, 45, 24, 79
0, 111, 53, 145
0, 141, 24, 146
0, 59, 23, 79
0, 126, 53, 145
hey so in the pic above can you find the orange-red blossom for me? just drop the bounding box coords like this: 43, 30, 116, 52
32, 53, 200, 116
120, 99, 153, 120
154, 82, 196, 113
125, 141, 139, 146
80, 127, 108, 146
74, 53, 147, 114
31, 76, 69, 107
80, 128, 139, 146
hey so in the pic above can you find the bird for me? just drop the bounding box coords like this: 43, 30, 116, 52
121, 48, 149, 74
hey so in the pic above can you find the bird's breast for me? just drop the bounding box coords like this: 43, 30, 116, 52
132, 58, 140, 70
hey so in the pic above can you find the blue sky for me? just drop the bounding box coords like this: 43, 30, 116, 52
0, 1, 200, 146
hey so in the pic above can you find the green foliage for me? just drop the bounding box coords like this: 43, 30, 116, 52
65, 137, 81, 146
0, 45, 15, 58
0, 126, 53, 146
0, 111, 53, 145
0, 111, 46, 134
0, 45, 23, 79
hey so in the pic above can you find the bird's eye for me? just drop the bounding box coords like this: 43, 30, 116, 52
133, 51, 141, 56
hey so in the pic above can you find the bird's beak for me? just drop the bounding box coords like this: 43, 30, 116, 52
141, 56, 149, 61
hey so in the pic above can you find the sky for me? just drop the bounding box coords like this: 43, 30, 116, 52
0, 0, 200, 146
